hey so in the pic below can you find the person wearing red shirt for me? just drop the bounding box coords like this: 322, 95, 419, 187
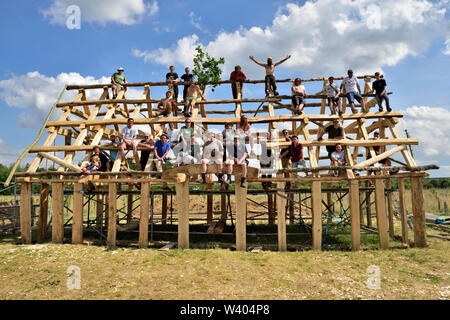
230, 65, 247, 99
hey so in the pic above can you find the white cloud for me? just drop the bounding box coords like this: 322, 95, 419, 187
444, 38, 450, 55
397, 106, 450, 176
133, 0, 448, 77
42, 0, 158, 26
189, 11, 208, 34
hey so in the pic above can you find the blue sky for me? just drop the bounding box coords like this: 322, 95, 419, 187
0, 0, 449, 176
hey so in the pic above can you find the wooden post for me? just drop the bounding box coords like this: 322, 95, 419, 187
277, 182, 287, 251
96, 194, 103, 229
139, 182, 149, 248
176, 180, 189, 249
311, 181, 322, 250
127, 184, 133, 224
267, 192, 274, 225
349, 181, 360, 251
359, 182, 364, 223
235, 175, 247, 251
19, 182, 32, 244
107, 182, 117, 249
37, 183, 49, 243
366, 188, 372, 226
289, 192, 294, 224
72, 183, 84, 244
221, 194, 227, 221
162, 192, 168, 225
51, 183, 64, 243
374, 179, 389, 249
410, 177, 427, 247
207, 183, 213, 225
397, 178, 409, 246
386, 179, 395, 239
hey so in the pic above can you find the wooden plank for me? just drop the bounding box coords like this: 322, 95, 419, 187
159, 242, 176, 251
397, 178, 409, 246
72, 183, 84, 244
96, 194, 103, 229
139, 182, 149, 248
107, 182, 117, 249
235, 175, 247, 251
386, 118, 417, 167
354, 145, 406, 169
276, 182, 287, 251
37, 183, 49, 243
38, 152, 82, 172
51, 183, 64, 244
374, 179, 389, 249
311, 181, 322, 250
207, 183, 213, 225
349, 181, 360, 251
19, 182, 32, 244
410, 177, 427, 247
251, 246, 263, 253
176, 181, 190, 249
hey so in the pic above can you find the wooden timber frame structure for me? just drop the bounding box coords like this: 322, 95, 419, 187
13, 74, 435, 251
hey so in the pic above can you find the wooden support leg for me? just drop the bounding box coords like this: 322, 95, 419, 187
277, 182, 287, 251
397, 178, 409, 246
366, 188, 372, 226
72, 183, 84, 244
162, 193, 168, 225
107, 182, 117, 249
37, 183, 49, 243
51, 183, 64, 244
176, 181, 190, 249
96, 194, 103, 229
386, 179, 395, 239
221, 194, 227, 221
349, 181, 360, 251
127, 184, 133, 224
410, 177, 427, 247
311, 181, 322, 250
207, 183, 213, 225
268, 192, 274, 225
235, 175, 247, 251
19, 182, 32, 244
289, 193, 294, 224
359, 182, 364, 224
139, 182, 149, 248
374, 179, 389, 249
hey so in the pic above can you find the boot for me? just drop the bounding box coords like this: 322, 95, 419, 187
201, 173, 206, 184
217, 173, 223, 183
240, 177, 246, 188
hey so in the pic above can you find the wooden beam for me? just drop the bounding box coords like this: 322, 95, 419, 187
107, 182, 117, 249
349, 181, 360, 251
311, 181, 322, 250
51, 183, 64, 244
410, 177, 427, 247
374, 179, 389, 249
386, 179, 395, 239
19, 182, 32, 244
397, 178, 409, 246
235, 175, 247, 251
38, 152, 83, 172
72, 183, 83, 244
176, 181, 189, 249
354, 145, 406, 169
276, 182, 287, 251
139, 182, 150, 248
37, 183, 49, 243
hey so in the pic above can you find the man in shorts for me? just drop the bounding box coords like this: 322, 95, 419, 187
155, 91, 176, 117
340, 69, 365, 113
184, 78, 205, 117
120, 118, 139, 169
225, 135, 248, 188
201, 132, 224, 184
111, 67, 127, 99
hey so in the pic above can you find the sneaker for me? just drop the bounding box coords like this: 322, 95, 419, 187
379, 107, 383, 112
333, 171, 339, 177
274, 91, 279, 96
240, 181, 246, 188
338, 110, 343, 117
387, 107, 392, 112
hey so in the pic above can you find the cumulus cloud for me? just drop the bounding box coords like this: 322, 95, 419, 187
0, 71, 143, 129
133, 0, 448, 77
42, 0, 158, 26
397, 106, 450, 176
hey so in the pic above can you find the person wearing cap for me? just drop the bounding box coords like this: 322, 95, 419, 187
111, 67, 127, 99
155, 91, 176, 117
229, 65, 247, 99
166, 65, 179, 101
201, 132, 224, 184
315, 76, 342, 116
103, 134, 121, 170
340, 69, 365, 113
371, 72, 392, 112
225, 135, 248, 188
291, 78, 306, 115
249, 54, 291, 96
138, 133, 155, 170
317, 119, 344, 159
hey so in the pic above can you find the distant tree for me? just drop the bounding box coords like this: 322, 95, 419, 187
192, 46, 225, 92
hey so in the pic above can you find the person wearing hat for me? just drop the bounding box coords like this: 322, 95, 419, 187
225, 135, 248, 188
138, 133, 155, 170
315, 76, 342, 116
340, 69, 365, 113
111, 67, 127, 99
249, 54, 291, 96
317, 119, 344, 159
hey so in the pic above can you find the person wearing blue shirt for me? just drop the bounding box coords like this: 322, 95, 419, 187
153, 134, 171, 171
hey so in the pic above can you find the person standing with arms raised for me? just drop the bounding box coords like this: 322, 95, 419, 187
249, 55, 291, 96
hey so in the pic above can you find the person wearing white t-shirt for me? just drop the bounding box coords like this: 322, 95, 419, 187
120, 118, 139, 169
340, 69, 365, 114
